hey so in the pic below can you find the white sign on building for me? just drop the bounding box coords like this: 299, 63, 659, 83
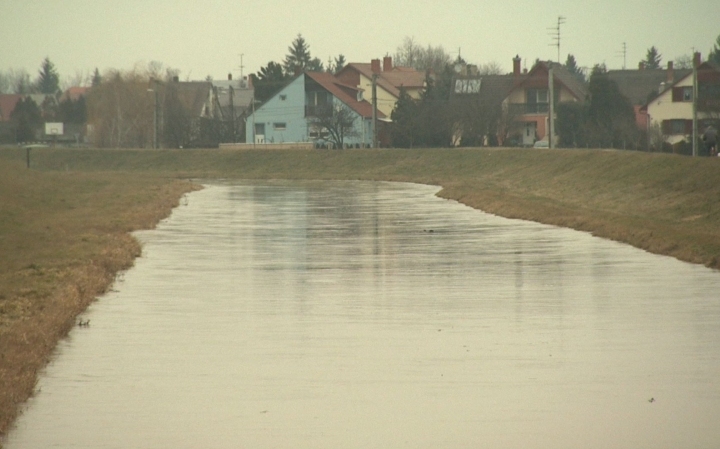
454, 79, 482, 94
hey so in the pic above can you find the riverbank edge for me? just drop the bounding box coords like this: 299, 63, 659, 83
0, 177, 201, 445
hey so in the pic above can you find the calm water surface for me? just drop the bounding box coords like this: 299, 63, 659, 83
5, 181, 720, 449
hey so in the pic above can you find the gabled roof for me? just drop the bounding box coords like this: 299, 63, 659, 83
450, 74, 516, 107
546, 62, 588, 101
305, 71, 385, 119
607, 68, 691, 106
167, 81, 213, 117
640, 61, 720, 110
511, 61, 587, 101
336, 63, 426, 99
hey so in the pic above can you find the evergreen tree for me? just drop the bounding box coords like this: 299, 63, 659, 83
642, 46, 662, 69
10, 97, 42, 142
709, 33, 720, 65
252, 61, 290, 103
58, 96, 87, 124
36, 57, 60, 94
91, 68, 102, 86
390, 87, 419, 147
413, 68, 453, 147
586, 66, 637, 148
334, 54, 346, 72
564, 54, 585, 82
283, 34, 312, 76
307, 57, 324, 72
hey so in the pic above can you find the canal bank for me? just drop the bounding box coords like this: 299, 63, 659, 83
1, 146, 720, 443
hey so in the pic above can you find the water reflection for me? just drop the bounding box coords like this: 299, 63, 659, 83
6, 180, 720, 449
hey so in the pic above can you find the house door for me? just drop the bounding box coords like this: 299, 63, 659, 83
254, 123, 265, 144
523, 122, 536, 146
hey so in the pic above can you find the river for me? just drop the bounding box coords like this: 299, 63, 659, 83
5, 180, 720, 449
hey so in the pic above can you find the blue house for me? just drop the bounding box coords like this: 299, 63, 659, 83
245, 71, 384, 148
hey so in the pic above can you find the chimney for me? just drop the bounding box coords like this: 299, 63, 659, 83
383, 56, 392, 72
172, 75, 179, 83
246, 75, 253, 90
693, 52, 702, 68
371, 59, 381, 74
638, 61, 645, 70
513, 55, 521, 77
666, 61, 674, 83
228, 73, 232, 81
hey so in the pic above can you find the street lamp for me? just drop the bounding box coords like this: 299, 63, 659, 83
147, 80, 159, 149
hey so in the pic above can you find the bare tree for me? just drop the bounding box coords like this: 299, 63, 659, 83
308, 102, 359, 148
1, 68, 35, 94
61, 70, 92, 91
394, 36, 452, 74
478, 61, 504, 76
86, 69, 154, 148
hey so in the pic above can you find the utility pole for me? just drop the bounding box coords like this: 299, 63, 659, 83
692, 54, 698, 157
229, 84, 236, 142
372, 74, 378, 148
548, 16, 566, 64
548, 65, 555, 149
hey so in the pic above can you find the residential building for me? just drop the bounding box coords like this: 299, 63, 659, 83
335, 57, 426, 117
502, 57, 587, 146
212, 74, 254, 122
449, 64, 517, 146
245, 71, 384, 148
607, 62, 691, 130
643, 54, 720, 145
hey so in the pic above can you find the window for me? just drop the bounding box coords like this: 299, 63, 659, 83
273, 122, 287, 130
662, 119, 692, 135
672, 86, 693, 102
526, 89, 549, 113
527, 89, 548, 104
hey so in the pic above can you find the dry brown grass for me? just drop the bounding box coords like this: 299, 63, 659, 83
0, 157, 198, 441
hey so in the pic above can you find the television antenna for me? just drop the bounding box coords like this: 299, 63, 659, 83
548, 15, 566, 63
616, 42, 627, 69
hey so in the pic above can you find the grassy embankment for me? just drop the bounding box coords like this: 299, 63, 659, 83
1, 145, 720, 441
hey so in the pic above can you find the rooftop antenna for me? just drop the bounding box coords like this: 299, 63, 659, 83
238, 53, 245, 80
548, 15, 566, 63
615, 42, 627, 69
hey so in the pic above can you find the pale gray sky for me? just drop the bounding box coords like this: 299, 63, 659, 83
1, 0, 718, 83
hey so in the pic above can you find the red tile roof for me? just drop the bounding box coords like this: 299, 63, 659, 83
0, 94, 23, 122
60, 86, 91, 102
305, 72, 385, 119
337, 63, 426, 99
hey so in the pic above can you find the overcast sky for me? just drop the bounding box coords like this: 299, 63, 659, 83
1, 0, 718, 84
